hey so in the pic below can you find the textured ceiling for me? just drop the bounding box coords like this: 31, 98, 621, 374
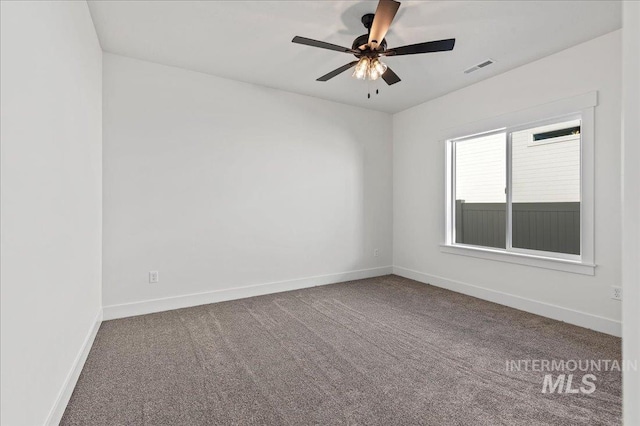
88, 0, 621, 113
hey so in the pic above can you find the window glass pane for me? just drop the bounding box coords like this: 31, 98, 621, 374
454, 133, 506, 248
511, 119, 581, 255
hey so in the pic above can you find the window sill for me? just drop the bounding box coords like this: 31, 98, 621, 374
439, 244, 595, 276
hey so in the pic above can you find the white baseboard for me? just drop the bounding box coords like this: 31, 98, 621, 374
393, 266, 621, 337
103, 266, 393, 321
45, 308, 103, 426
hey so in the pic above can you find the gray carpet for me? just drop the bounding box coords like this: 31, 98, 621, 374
62, 275, 621, 425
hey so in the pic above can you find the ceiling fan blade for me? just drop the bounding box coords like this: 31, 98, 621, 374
384, 38, 455, 56
381, 67, 401, 85
292, 36, 356, 53
317, 61, 359, 81
368, 0, 401, 50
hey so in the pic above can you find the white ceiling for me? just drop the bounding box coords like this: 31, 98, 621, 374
87, 0, 621, 114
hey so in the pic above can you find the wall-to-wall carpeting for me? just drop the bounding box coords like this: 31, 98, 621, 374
62, 275, 621, 425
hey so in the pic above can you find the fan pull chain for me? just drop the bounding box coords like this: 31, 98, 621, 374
365, 81, 381, 99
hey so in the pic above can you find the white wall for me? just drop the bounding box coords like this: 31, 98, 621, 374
393, 31, 622, 331
102, 54, 393, 315
621, 2, 640, 424
0, 2, 102, 425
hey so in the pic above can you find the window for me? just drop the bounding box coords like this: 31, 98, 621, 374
443, 92, 596, 276
454, 131, 506, 249
511, 119, 581, 256
451, 116, 581, 258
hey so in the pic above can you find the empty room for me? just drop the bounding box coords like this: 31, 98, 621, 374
1, 0, 639, 425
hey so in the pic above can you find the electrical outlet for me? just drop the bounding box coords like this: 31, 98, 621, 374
611, 286, 622, 301
373, 249, 380, 257
149, 271, 159, 283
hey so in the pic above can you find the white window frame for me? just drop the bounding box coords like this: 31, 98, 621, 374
442, 92, 596, 276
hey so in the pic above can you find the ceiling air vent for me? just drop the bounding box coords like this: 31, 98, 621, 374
464, 59, 495, 74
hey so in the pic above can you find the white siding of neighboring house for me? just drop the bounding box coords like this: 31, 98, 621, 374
512, 120, 580, 203
455, 120, 580, 203
455, 132, 506, 203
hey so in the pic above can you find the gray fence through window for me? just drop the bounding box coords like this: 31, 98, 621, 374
455, 200, 580, 255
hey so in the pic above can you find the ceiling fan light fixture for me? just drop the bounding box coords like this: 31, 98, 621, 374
352, 57, 370, 79
352, 57, 387, 81
369, 58, 387, 80
369, 66, 381, 80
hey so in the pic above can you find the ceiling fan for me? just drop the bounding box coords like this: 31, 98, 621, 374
292, 0, 455, 87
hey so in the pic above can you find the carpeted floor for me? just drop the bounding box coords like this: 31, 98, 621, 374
62, 275, 621, 425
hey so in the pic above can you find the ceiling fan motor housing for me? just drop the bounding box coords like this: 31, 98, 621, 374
352, 35, 387, 57
353, 14, 387, 56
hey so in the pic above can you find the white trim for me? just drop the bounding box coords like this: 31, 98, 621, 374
438, 91, 597, 142
45, 309, 103, 426
103, 266, 393, 320
445, 140, 454, 245
580, 106, 596, 266
506, 130, 513, 251
393, 266, 620, 337
439, 244, 595, 275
